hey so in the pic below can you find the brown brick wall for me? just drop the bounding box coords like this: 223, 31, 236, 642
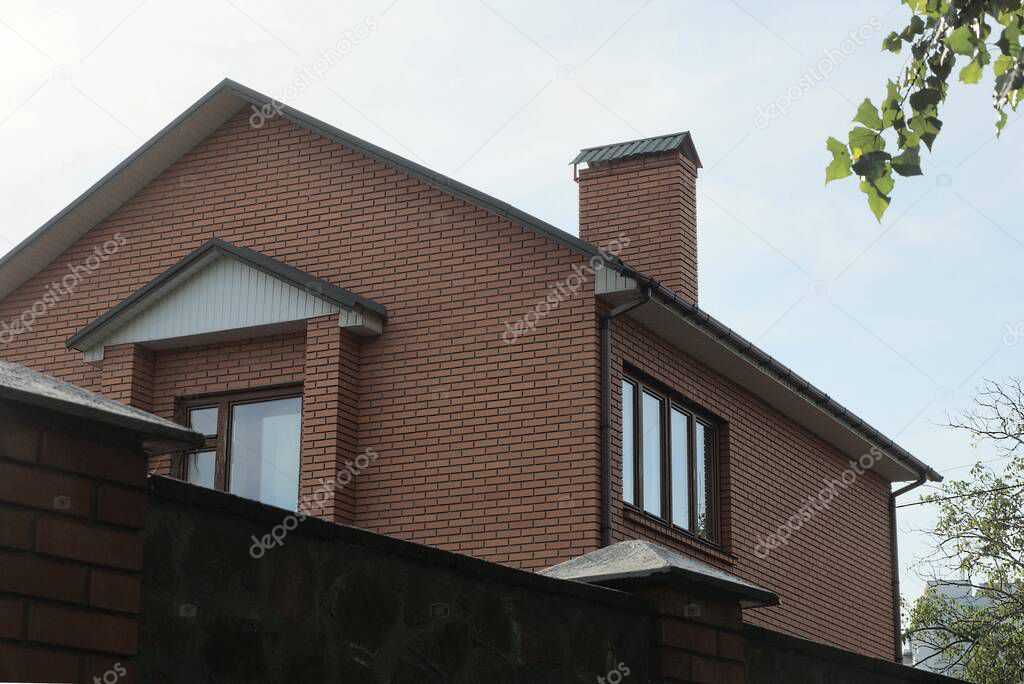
609, 313, 895, 658
0, 109, 894, 658
0, 110, 601, 574
0, 405, 144, 683
578, 151, 699, 303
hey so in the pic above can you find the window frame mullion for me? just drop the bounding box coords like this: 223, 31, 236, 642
214, 397, 230, 491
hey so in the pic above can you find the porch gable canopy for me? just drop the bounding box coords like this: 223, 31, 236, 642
66, 238, 386, 361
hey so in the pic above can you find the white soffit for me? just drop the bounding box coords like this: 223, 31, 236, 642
598, 285, 920, 483
82, 254, 374, 361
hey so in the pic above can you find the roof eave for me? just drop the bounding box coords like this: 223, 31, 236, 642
602, 270, 941, 484
0, 77, 613, 306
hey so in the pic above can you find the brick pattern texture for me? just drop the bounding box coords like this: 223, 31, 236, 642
578, 151, 699, 303
641, 585, 747, 684
609, 314, 895, 658
0, 110, 894, 659
0, 408, 143, 683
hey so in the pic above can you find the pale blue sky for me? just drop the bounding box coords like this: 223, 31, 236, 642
1, 0, 1020, 605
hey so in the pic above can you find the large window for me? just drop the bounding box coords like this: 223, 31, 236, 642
621, 374, 719, 543
178, 385, 302, 511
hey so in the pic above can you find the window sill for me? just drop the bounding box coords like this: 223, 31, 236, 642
622, 506, 736, 566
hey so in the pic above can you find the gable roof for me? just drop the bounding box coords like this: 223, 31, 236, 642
66, 238, 385, 356
0, 77, 940, 484
0, 360, 202, 454
0, 78, 609, 303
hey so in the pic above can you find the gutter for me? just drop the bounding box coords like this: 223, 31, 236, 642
597, 264, 939, 655
613, 266, 942, 484
889, 475, 927, 662
600, 287, 651, 547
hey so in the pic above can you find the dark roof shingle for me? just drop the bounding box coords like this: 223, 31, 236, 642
571, 131, 701, 167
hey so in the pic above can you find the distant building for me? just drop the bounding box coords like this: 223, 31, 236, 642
907, 580, 993, 677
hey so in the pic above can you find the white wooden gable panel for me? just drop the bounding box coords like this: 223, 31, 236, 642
96, 255, 339, 348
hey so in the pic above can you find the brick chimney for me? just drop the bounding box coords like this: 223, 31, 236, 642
574, 133, 702, 304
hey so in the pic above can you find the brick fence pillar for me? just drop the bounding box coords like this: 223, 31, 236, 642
0, 405, 149, 683
0, 363, 200, 684
638, 585, 747, 683
541, 539, 780, 684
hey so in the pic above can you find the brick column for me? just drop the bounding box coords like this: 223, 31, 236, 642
0, 406, 148, 683
638, 585, 746, 683
101, 343, 155, 412
301, 315, 360, 525
541, 540, 779, 684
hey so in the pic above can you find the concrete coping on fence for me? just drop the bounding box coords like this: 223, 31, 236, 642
540, 539, 780, 608
0, 360, 202, 454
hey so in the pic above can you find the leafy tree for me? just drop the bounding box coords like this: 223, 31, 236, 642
826, 0, 1024, 220
905, 378, 1024, 682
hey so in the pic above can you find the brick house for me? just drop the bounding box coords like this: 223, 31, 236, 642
0, 78, 941, 662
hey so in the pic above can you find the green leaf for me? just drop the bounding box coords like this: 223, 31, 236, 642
853, 98, 884, 129
996, 108, 1009, 135
920, 116, 943, 150
929, 51, 955, 80
825, 137, 853, 183
997, 22, 1020, 59
892, 146, 923, 176
882, 31, 903, 53
994, 54, 1016, 76
860, 179, 891, 221
874, 168, 895, 196
946, 25, 976, 56
851, 150, 891, 180
960, 59, 983, 84
849, 126, 885, 157
909, 88, 942, 111
901, 14, 926, 41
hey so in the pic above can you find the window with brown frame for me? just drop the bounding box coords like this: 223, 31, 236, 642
176, 384, 303, 511
621, 374, 719, 543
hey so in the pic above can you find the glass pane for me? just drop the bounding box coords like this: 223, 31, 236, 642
670, 407, 690, 530
187, 449, 216, 489
189, 407, 218, 437
229, 397, 301, 510
621, 380, 635, 505
641, 391, 663, 517
695, 421, 715, 541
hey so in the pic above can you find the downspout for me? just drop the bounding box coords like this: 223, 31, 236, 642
600, 287, 651, 547
890, 473, 927, 662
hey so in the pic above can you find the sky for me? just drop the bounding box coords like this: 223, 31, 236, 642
1, 0, 1021, 606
